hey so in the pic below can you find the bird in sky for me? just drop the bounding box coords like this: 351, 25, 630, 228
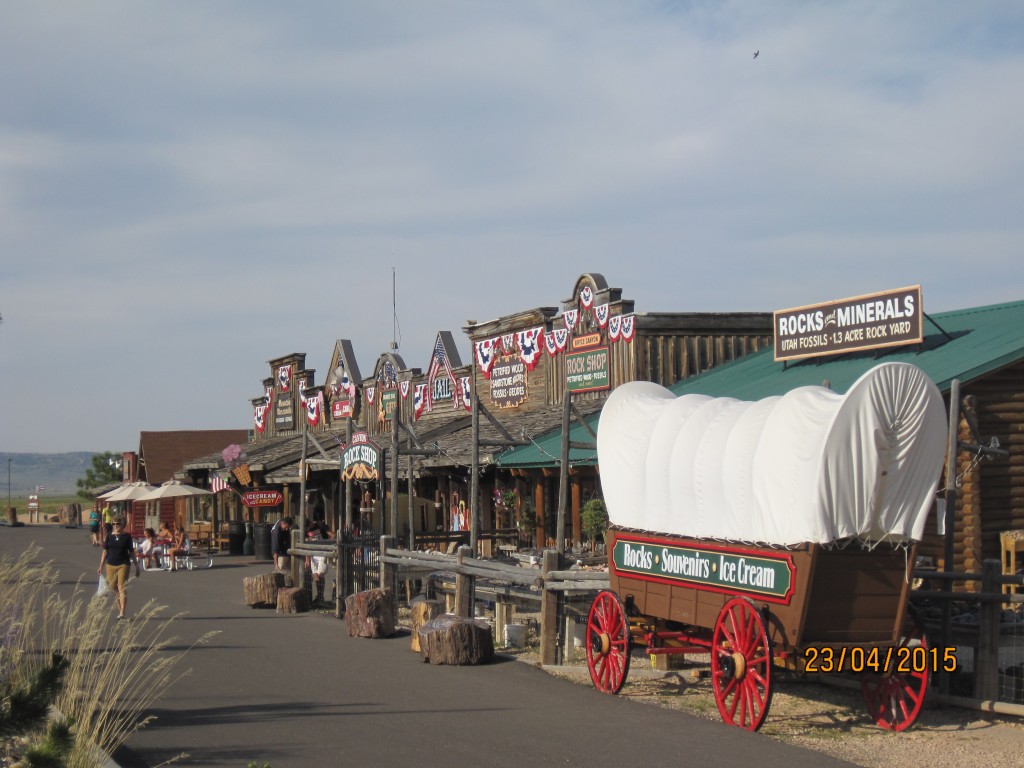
753, 50, 759, 59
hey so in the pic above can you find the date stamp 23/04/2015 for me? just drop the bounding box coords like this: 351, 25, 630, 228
802, 645, 957, 675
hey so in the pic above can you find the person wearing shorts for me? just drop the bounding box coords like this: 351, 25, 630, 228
98, 519, 140, 619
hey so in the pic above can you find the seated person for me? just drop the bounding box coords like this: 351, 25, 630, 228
164, 525, 191, 571
136, 527, 162, 570
157, 521, 173, 542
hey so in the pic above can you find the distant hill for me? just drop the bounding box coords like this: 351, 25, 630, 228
0, 452, 97, 495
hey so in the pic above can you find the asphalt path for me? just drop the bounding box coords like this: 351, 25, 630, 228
2, 525, 858, 768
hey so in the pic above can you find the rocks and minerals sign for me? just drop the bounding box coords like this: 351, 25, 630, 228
773, 285, 923, 362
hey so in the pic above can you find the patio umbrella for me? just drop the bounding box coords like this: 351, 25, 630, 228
103, 481, 158, 502
135, 479, 212, 501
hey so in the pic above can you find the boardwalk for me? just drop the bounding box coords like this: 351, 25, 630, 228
1, 525, 857, 768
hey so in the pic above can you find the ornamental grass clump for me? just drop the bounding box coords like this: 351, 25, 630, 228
1, 547, 213, 767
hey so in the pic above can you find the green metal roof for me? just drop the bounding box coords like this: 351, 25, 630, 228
496, 299, 1024, 469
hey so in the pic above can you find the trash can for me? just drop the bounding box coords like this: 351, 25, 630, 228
254, 522, 273, 562
228, 520, 246, 556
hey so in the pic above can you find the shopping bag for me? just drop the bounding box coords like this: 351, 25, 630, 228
97, 573, 110, 597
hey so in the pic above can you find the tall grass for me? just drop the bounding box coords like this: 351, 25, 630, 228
1, 547, 215, 767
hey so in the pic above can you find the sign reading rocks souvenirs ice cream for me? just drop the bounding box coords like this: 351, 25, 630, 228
774, 286, 923, 362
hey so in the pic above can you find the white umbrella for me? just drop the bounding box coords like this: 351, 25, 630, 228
136, 479, 212, 501
104, 481, 158, 502
97, 484, 128, 499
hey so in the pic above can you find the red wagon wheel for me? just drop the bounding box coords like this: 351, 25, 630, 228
711, 596, 773, 731
585, 590, 631, 694
861, 608, 928, 731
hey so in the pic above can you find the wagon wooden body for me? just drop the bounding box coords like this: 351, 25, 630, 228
585, 527, 928, 732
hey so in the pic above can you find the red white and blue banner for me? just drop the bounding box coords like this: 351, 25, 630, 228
305, 391, 323, 426
399, 380, 410, 400
254, 403, 269, 433
545, 328, 568, 356
413, 383, 428, 420
365, 386, 376, 405
608, 315, 622, 341
580, 285, 594, 308
475, 338, 497, 378
459, 377, 472, 411
563, 309, 578, 331
594, 303, 610, 328
516, 327, 543, 371
277, 364, 292, 392
211, 472, 231, 493
620, 314, 636, 341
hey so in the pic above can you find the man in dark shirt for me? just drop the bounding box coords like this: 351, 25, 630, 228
98, 519, 140, 619
270, 516, 293, 571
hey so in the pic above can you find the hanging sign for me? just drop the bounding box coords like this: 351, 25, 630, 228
241, 490, 283, 507
332, 399, 353, 419
341, 432, 381, 481
565, 346, 610, 393
774, 285, 923, 362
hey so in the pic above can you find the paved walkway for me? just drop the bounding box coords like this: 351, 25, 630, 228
2, 524, 858, 768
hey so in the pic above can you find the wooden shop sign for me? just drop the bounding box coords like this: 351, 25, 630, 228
342, 432, 381, 481
774, 285, 923, 362
565, 345, 610, 393
241, 490, 283, 507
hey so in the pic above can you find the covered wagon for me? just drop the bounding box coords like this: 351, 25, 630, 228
587, 362, 949, 731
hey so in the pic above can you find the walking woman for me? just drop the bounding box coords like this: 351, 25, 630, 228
98, 518, 140, 619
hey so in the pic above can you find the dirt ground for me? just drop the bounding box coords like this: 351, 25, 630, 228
505, 642, 1024, 768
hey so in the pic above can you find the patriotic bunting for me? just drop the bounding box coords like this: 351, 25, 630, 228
580, 286, 594, 308
306, 391, 323, 426
399, 380, 410, 399
517, 327, 543, 371
563, 309, 578, 331
277, 365, 291, 392
365, 386, 376, 405
594, 303, 610, 328
501, 333, 515, 353
608, 315, 622, 341
546, 328, 568, 356
475, 338, 496, 378
459, 377, 472, 411
264, 384, 273, 405
413, 384, 427, 420
620, 314, 636, 342
254, 403, 269, 433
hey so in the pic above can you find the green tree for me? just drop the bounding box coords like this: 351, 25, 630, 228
581, 498, 608, 550
75, 452, 122, 500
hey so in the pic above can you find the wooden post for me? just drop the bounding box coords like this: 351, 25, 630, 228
298, 428, 308, 592
391, 408, 400, 537
344, 418, 353, 530
534, 479, 544, 549
455, 545, 474, 618
556, 395, 570, 554
571, 477, 582, 550
470, 382, 480, 553
495, 600, 512, 636
540, 549, 561, 666
975, 559, 1001, 701
941, 379, 961, 697
408, 454, 415, 549
379, 535, 395, 624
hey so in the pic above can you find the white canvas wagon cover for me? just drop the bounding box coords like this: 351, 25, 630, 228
597, 362, 947, 546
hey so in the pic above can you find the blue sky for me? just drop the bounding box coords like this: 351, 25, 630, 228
2, 1, 1022, 453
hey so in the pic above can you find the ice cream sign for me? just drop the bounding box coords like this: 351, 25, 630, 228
612, 534, 795, 603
